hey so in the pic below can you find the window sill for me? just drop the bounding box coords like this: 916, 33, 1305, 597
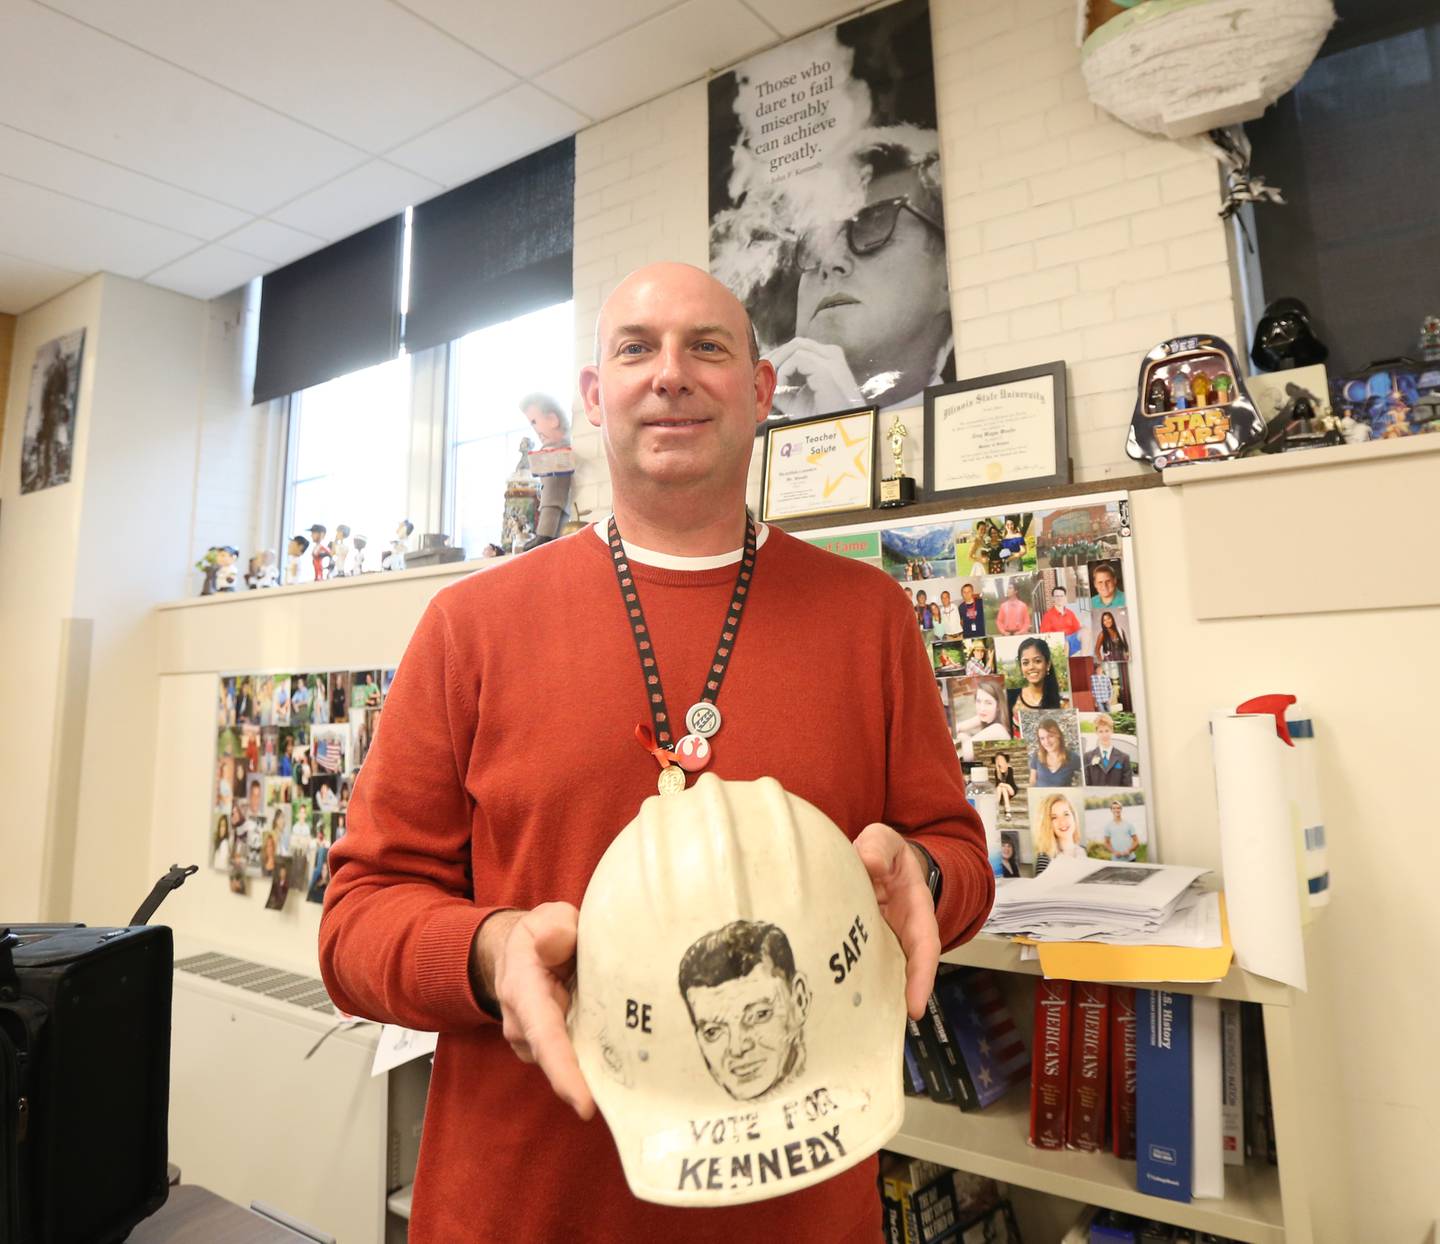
158, 556, 500, 612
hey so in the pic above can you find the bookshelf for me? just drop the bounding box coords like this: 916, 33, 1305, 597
886, 936, 1311, 1244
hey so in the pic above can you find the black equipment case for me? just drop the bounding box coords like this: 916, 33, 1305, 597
0, 865, 195, 1244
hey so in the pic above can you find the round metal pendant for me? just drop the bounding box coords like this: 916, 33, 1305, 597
657, 765, 687, 796
673, 733, 712, 773
684, 701, 722, 739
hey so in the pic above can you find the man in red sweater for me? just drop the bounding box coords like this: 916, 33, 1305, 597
320, 262, 994, 1242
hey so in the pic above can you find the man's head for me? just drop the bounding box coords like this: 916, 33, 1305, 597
520, 393, 570, 446
678, 920, 810, 1102
960, 583, 975, 602
940, 590, 952, 606
1052, 587, 1067, 604
1111, 800, 1124, 819
581, 263, 775, 509
794, 135, 950, 397
1093, 563, 1119, 599
1094, 714, 1114, 749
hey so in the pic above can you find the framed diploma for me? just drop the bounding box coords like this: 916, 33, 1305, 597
923, 361, 1070, 503
760, 406, 878, 522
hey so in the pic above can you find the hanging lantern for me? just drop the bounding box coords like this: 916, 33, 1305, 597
1079, 0, 1335, 139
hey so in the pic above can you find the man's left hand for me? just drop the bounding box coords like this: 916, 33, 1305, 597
852, 823, 940, 1021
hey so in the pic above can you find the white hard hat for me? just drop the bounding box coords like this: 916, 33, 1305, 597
569, 774, 907, 1207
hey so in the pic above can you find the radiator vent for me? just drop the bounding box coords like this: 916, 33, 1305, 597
176, 952, 337, 1014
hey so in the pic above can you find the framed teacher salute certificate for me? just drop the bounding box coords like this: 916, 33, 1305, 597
760, 406, 878, 522
923, 361, 1071, 503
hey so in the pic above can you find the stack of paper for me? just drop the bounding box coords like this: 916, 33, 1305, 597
984, 856, 1213, 942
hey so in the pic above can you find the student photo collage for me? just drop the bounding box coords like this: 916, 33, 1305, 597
882, 503, 1147, 876
212, 667, 392, 909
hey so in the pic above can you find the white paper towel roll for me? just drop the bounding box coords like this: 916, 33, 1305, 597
1210, 713, 1307, 990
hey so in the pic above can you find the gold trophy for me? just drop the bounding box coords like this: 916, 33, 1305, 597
878, 414, 917, 508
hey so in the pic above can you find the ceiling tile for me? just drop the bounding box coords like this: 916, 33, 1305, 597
42, 0, 517, 153
0, 0, 364, 213
0, 174, 201, 279
0, 249, 87, 316
534, 0, 777, 120
0, 123, 250, 239
267, 160, 441, 242
395, 0, 678, 78
387, 85, 589, 188
144, 245, 271, 302
744, 0, 862, 39
222, 219, 329, 265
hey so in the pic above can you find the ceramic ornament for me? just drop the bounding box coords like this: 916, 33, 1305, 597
569, 775, 906, 1207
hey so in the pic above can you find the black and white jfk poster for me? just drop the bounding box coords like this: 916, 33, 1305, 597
21, 329, 85, 495
708, 0, 952, 425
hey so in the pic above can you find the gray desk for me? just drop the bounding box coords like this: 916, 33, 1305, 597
128, 1186, 314, 1243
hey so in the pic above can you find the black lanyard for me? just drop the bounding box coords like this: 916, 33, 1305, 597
606, 516, 756, 756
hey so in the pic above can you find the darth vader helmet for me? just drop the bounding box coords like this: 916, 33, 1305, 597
1251, 297, 1328, 372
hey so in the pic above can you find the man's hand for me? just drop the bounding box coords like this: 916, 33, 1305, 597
470, 904, 596, 1121
852, 823, 941, 1021
764, 337, 864, 420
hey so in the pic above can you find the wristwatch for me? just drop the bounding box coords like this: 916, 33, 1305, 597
910, 842, 942, 905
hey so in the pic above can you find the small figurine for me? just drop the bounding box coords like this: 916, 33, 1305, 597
330, 525, 352, 577
502, 447, 538, 554
1190, 373, 1211, 407
482, 543, 506, 558
307, 524, 333, 580
214, 545, 239, 592
1420, 315, 1440, 364
520, 394, 575, 550
195, 547, 221, 596
384, 520, 414, 572
286, 534, 310, 584
1338, 411, 1372, 444
347, 535, 367, 576
1212, 374, 1233, 403
1144, 378, 1170, 414
253, 549, 280, 588
1250, 297, 1329, 372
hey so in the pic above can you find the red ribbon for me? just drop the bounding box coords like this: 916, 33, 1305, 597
634, 724, 675, 769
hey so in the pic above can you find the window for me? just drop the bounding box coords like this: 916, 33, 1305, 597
282, 354, 413, 579
447, 300, 575, 556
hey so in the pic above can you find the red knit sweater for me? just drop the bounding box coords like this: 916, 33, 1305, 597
320, 525, 994, 1242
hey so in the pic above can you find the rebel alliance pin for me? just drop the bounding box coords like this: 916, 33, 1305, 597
684, 701, 722, 739
673, 734, 712, 773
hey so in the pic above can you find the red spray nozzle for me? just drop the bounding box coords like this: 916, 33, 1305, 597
1236, 693, 1299, 746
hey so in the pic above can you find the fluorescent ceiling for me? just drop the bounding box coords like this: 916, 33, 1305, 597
0, 0, 863, 314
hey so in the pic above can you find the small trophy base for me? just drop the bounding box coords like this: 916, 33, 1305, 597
878, 475, 917, 508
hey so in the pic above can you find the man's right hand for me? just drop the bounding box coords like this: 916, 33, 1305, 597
470, 904, 596, 1121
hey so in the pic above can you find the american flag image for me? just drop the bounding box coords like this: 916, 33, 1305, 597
937, 969, 1029, 1108
315, 735, 343, 774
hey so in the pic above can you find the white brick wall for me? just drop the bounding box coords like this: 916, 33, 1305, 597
568, 0, 1242, 500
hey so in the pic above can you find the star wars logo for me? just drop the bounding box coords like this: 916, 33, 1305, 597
1154, 411, 1229, 451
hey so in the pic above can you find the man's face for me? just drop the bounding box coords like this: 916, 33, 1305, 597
941, 591, 952, 606
685, 961, 808, 1101
1111, 803, 1124, 821
524, 404, 565, 446
1094, 568, 1116, 598
795, 169, 950, 386
1096, 722, 1113, 749
580, 264, 775, 497
1053, 589, 1067, 606
961, 585, 974, 602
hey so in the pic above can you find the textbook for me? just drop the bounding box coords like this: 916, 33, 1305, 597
1111, 985, 1138, 1159
1192, 996, 1225, 1199
933, 969, 1028, 1111
1136, 989, 1193, 1202
1067, 982, 1109, 1151
1219, 999, 1244, 1166
1029, 979, 1072, 1148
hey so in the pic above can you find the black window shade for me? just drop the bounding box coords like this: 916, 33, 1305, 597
252, 215, 404, 405
403, 137, 575, 355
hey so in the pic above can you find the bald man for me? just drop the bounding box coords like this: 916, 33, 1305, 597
320, 263, 993, 1243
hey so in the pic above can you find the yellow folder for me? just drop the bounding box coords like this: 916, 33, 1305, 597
1015, 895, 1235, 984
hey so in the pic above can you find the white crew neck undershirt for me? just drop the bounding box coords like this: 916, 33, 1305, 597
591, 517, 770, 570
